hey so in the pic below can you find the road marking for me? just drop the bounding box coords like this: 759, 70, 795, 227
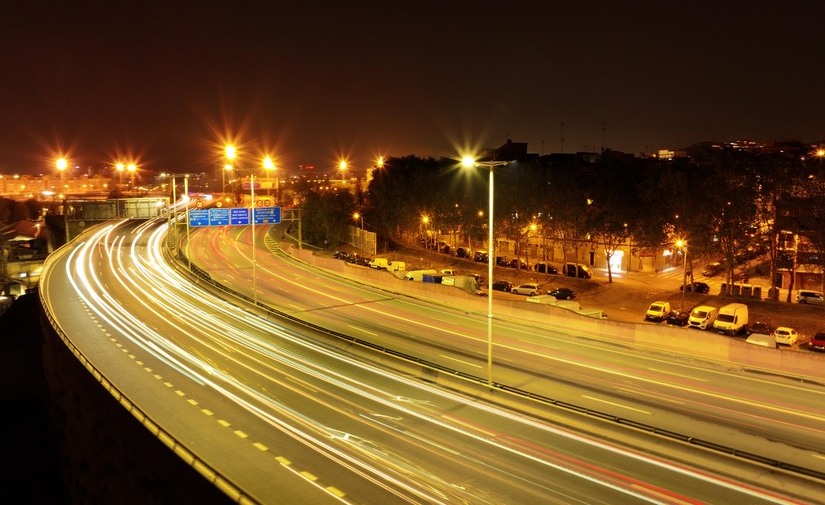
439, 354, 482, 368
347, 324, 378, 336
583, 395, 651, 415
253, 442, 268, 452
647, 367, 707, 382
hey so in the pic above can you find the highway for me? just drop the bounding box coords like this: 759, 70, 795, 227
40, 218, 822, 504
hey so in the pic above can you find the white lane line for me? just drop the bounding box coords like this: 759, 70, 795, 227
440, 354, 482, 368
582, 395, 651, 415
348, 325, 378, 336
647, 367, 708, 382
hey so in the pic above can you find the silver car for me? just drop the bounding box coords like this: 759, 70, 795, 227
796, 290, 824, 305
511, 283, 541, 296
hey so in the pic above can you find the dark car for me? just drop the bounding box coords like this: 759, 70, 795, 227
455, 247, 471, 259
496, 256, 509, 267
491, 280, 513, 292
534, 262, 559, 274
701, 262, 724, 276
747, 321, 773, 336
680, 281, 710, 294
473, 251, 489, 263
810, 332, 825, 352
548, 287, 575, 300
666, 310, 690, 326
508, 258, 528, 270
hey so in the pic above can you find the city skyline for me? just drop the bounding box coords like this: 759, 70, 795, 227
2, 2, 823, 173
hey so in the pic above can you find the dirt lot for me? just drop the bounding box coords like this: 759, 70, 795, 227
334, 242, 825, 347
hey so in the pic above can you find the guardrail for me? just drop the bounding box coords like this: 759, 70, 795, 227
172, 227, 825, 485
39, 221, 261, 505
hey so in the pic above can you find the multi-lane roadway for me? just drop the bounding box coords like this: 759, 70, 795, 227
41, 218, 824, 503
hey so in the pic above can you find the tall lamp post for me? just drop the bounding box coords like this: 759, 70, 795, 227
338, 160, 347, 182
263, 155, 276, 198
116, 162, 125, 189
461, 155, 510, 386
127, 163, 137, 193
225, 145, 236, 195
677, 239, 688, 309
56, 157, 67, 186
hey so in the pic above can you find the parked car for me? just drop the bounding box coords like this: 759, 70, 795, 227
745, 332, 777, 348
512, 283, 541, 296
772, 327, 798, 346
666, 310, 690, 326
810, 332, 825, 352
508, 258, 528, 270
688, 305, 718, 330
563, 263, 592, 279
645, 301, 672, 322
747, 321, 773, 336
534, 262, 559, 274
547, 287, 575, 300
490, 280, 514, 292
701, 262, 724, 276
473, 251, 488, 263
496, 256, 509, 267
455, 247, 472, 258
679, 281, 710, 294
713, 303, 749, 335
796, 290, 824, 305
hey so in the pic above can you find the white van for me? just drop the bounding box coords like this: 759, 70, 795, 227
404, 269, 438, 281
713, 303, 749, 335
688, 305, 718, 330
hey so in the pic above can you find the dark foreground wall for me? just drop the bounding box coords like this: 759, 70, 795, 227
0, 292, 231, 504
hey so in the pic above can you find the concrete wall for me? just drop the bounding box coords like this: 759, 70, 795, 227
288, 245, 825, 378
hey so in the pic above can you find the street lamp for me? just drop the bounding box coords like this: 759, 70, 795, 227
461, 155, 510, 386
338, 159, 347, 182
127, 163, 137, 192
116, 162, 125, 188
676, 239, 688, 309
225, 145, 237, 194
263, 156, 276, 198
353, 211, 363, 229
56, 157, 67, 185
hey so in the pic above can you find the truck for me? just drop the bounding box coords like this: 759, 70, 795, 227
713, 303, 749, 335
688, 305, 718, 330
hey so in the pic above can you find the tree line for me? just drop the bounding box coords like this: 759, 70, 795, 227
298, 144, 825, 296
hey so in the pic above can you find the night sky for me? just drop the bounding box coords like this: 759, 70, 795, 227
2, 1, 823, 175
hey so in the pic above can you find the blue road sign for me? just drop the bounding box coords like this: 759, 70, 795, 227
209, 207, 230, 226
253, 206, 281, 224
189, 209, 209, 227
230, 207, 250, 225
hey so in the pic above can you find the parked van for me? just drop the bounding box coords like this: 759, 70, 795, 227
388, 261, 406, 272
368, 257, 389, 269
688, 305, 718, 330
404, 269, 438, 281
563, 263, 592, 279
713, 303, 749, 335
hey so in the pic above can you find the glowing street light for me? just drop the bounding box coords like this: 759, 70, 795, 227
56, 157, 67, 183
116, 162, 125, 187
263, 156, 276, 197
127, 163, 137, 191
461, 154, 510, 386
339, 159, 348, 182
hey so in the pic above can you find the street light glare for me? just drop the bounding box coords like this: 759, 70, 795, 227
127, 163, 137, 173
56, 158, 68, 171
225, 145, 236, 161
461, 155, 475, 168
263, 156, 275, 170
339, 160, 348, 171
